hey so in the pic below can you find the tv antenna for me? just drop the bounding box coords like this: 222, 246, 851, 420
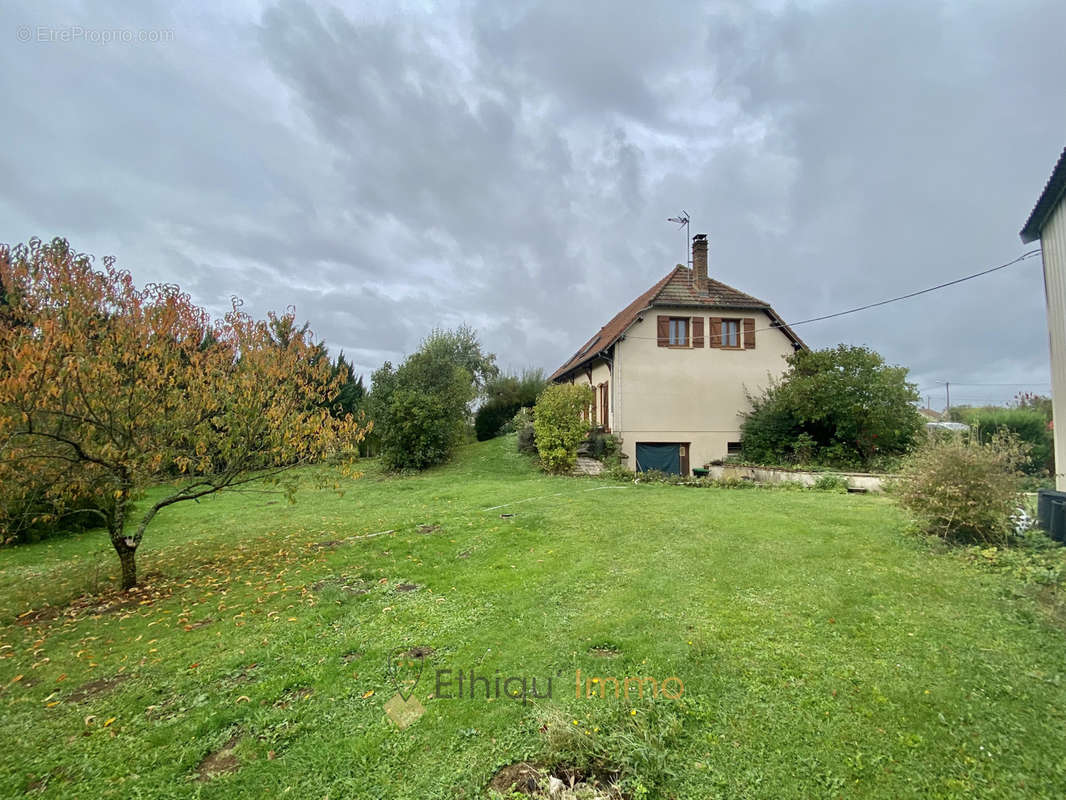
667, 211, 691, 267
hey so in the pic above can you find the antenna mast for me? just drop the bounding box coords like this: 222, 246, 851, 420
667, 211, 691, 267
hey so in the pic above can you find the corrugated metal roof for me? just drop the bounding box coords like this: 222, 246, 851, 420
549, 265, 804, 381
1021, 145, 1066, 243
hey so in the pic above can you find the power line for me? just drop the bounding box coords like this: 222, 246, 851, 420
764, 249, 1041, 331
621, 249, 1043, 341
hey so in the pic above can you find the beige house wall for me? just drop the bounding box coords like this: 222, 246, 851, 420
612, 306, 794, 470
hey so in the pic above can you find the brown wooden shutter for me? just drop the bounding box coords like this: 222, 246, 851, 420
743, 318, 756, 349
656, 315, 669, 347
708, 317, 722, 348
692, 317, 704, 348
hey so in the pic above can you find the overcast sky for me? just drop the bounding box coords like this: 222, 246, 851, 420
3, 0, 1064, 409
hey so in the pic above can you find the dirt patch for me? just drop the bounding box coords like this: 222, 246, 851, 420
488, 763, 624, 798
218, 663, 258, 689
68, 674, 128, 703
417, 524, 441, 534
195, 735, 241, 781
17, 582, 173, 628
404, 645, 435, 658
341, 650, 363, 663
274, 686, 313, 708
588, 646, 620, 658
23, 766, 70, 794
182, 618, 214, 631
457, 551, 471, 559
395, 583, 421, 592
489, 762, 541, 794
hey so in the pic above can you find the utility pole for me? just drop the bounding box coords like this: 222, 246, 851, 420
945, 382, 950, 414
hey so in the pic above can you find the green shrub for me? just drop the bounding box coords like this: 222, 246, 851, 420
512, 407, 537, 455
376, 352, 476, 471
950, 407, 1053, 476
586, 431, 620, 461
894, 431, 1027, 546
532, 384, 593, 473
474, 399, 520, 441
741, 344, 923, 470
474, 369, 546, 441
812, 474, 849, 493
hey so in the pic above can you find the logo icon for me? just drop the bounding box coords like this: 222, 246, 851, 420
386, 647, 424, 700
383, 647, 426, 728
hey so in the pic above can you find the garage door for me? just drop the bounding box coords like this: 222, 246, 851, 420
635, 442, 684, 475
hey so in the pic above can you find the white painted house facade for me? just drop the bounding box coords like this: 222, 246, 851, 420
550, 235, 804, 474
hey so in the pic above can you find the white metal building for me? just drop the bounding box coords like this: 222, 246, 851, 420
1021, 145, 1066, 490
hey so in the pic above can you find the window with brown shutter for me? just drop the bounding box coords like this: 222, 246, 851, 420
656, 315, 669, 347
743, 318, 756, 349
692, 317, 704, 348
720, 319, 741, 348
668, 317, 689, 346
708, 317, 722, 348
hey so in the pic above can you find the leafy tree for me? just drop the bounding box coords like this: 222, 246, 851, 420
372, 327, 493, 470
0, 238, 369, 589
474, 368, 547, 441
420, 325, 499, 392
533, 383, 594, 473
330, 352, 367, 420
741, 344, 923, 470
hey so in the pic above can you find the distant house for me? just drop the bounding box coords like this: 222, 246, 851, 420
918, 407, 943, 422
549, 234, 804, 475
1021, 145, 1066, 491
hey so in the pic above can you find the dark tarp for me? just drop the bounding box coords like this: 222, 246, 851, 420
636, 443, 681, 474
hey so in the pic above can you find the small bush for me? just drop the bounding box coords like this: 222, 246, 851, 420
513, 407, 537, 455
812, 474, 849, 493
894, 431, 1027, 546
585, 431, 619, 461
533, 384, 593, 473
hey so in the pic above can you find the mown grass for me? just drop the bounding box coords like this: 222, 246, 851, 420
1, 436, 1064, 798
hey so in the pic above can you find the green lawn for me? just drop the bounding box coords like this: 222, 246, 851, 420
1, 436, 1065, 799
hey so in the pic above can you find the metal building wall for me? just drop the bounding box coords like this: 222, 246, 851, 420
1040, 198, 1066, 489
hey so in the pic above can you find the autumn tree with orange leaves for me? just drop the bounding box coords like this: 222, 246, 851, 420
0, 238, 369, 589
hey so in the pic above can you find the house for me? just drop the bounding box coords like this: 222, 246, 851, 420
549, 234, 804, 475
917, 407, 943, 422
1020, 145, 1066, 491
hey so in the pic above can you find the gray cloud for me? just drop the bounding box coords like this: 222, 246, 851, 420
1, 0, 1063, 405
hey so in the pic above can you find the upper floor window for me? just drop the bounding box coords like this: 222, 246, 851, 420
668, 317, 689, 346
721, 319, 740, 348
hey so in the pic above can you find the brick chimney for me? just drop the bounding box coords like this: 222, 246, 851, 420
692, 233, 708, 292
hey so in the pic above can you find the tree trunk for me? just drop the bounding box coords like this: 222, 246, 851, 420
112, 537, 138, 590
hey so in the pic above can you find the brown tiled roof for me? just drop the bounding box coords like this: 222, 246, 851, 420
549, 265, 805, 381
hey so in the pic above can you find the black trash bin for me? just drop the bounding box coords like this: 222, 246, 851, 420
1051, 500, 1066, 543
1037, 489, 1066, 534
